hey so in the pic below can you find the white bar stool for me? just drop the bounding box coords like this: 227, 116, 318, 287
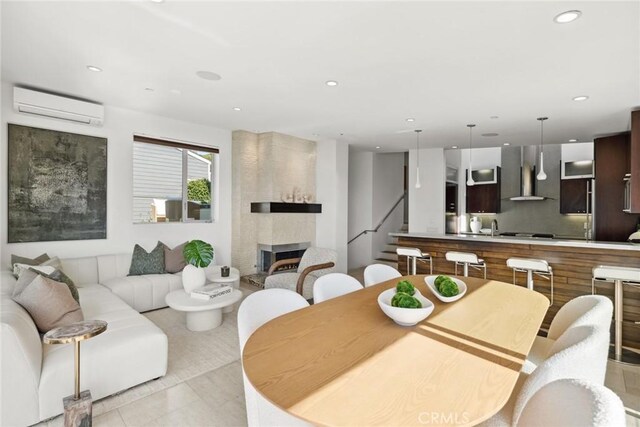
592, 265, 640, 364
445, 251, 486, 278
506, 258, 554, 305
396, 247, 432, 275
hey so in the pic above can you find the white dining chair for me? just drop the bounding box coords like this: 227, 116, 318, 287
313, 273, 363, 303
238, 289, 311, 427
480, 325, 609, 427
523, 295, 612, 373
516, 379, 626, 427
363, 264, 401, 287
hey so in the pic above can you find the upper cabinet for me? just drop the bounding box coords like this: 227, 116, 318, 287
466, 167, 501, 214
629, 110, 640, 213
560, 178, 591, 214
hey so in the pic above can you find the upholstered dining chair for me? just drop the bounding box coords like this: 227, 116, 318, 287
263, 247, 337, 300
480, 325, 610, 427
523, 295, 612, 374
516, 379, 626, 427
238, 289, 310, 427
313, 273, 362, 303
363, 264, 401, 287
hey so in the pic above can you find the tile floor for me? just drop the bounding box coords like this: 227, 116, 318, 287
38, 276, 640, 427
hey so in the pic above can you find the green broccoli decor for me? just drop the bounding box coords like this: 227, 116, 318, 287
436, 276, 460, 297
391, 292, 422, 309
396, 280, 416, 296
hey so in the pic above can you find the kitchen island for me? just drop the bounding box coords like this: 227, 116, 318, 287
391, 232, 640, 350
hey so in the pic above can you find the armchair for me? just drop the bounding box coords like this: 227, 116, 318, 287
263, 247, 337, 299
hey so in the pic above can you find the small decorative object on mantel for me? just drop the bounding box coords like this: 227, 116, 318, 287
293, 187, 304, 203
221, 265, 230, 277
280, 192, 293, 203
182, 240, 214, 293
303, 194, 314, 203
43, 320, 108, 427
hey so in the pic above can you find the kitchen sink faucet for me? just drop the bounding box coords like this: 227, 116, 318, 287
491, 219, 499, 237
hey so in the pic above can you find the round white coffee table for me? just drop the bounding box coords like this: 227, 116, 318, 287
165, 289, 243, 331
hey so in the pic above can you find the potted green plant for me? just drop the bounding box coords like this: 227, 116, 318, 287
182, 240, 214, 293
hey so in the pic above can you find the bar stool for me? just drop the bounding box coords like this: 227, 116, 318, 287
445, 251, 486, 278
592, 265, 640, 364
506, 258, 554, 305
396, 247, 432, 275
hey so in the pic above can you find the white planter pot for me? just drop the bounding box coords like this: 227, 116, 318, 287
182, 264, 206, 293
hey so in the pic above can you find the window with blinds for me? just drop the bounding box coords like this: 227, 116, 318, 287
132, 135, 219, 223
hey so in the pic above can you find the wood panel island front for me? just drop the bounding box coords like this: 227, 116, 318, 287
391, 233, 640, 351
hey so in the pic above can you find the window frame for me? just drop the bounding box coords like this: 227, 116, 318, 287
133, 134, 219, 224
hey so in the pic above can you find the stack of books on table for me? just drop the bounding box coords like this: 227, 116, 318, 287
190, 284, 233, 300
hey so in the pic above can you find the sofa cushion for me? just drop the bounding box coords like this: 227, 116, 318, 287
101, 274, 183, 312
128, 243, 165, 276
96, 254, 132, 283
163, 242, 187, 273
60, 257, 99, 287
12, 273, 84, 333
38, 284, 168, 421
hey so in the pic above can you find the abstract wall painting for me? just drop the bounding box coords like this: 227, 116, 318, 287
8, 124, 107, 242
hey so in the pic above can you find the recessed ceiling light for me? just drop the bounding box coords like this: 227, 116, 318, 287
481, 133, 499, 137
169, 89, 181, 95
569, 139, 578, 142
375, 146, 381, 149
451, 146, 458, 149
554, 10, 582, 24
406, 118, 415, 122
86, 65, 102, 72
325, 80, 338, 87
572, 95, 589, 101
196, 71, 222, 81
233, 107, 241, 111
503, 142, 511, 146
144, 87, 154, 92
490, 116, 499, 120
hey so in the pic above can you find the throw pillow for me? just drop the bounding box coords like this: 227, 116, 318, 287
27, 267, 80, 303
12, 274, 84, 333
163, 242, 187, 273
11, 253, 50, 278
128, 242, 166, 276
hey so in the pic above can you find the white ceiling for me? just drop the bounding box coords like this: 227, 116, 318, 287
2, 1, 639, 151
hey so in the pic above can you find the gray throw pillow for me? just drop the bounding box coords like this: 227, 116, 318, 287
128, 242, 166, 276
12, 274, 84, 333
27, 267, 80, 303
163, 242, 187, 273
11, 253, 50, 267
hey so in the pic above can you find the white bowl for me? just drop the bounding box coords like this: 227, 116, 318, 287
377, 288, 434, 326
424, 275, 467, 303
480, 228, 492, 235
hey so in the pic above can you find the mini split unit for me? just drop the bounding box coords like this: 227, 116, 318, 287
13, 87, 104, 126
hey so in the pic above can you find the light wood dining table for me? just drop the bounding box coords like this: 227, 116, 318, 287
242, 275, 550, 426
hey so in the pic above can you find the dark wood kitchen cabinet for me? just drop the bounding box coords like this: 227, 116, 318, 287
630, 110, 640, 213
594, 132, 640, 241
560, 178, 591, 214
466, 168, 501, 214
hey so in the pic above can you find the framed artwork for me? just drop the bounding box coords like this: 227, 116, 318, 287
7, 124, 107, 242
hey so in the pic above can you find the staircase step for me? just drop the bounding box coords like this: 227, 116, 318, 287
375, 257, 397, 266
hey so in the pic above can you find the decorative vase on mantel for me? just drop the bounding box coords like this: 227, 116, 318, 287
182, 240, 214, 293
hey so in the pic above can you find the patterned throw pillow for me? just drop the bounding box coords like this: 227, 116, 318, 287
11, 253, 50, 278
162, 242, 188, 273
128, 242, 166, 276
12, 274, 84, 333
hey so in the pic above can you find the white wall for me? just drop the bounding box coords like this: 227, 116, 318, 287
347, 151, 374, 269
409, 148, 445, 234
1, 81, 232, 266
315, 139, 348, 273
372, 153, 405, 256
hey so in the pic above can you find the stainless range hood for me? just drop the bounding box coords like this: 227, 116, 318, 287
510, 146, 547, 201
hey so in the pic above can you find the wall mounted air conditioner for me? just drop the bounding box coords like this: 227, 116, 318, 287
13, 87, 104, 126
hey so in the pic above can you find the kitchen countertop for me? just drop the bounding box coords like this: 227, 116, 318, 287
390, 232, 640, 251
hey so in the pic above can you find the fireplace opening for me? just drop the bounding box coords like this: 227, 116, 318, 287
257, 242, 310, 273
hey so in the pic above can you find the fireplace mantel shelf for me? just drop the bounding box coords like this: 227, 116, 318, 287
250, 202, 322, 214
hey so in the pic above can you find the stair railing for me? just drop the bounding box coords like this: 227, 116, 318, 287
348, 192, 406, 244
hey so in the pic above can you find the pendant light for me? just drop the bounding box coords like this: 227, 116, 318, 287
466, 124, 476, 186
415, 129, 422, 189
536, 117, 548, 181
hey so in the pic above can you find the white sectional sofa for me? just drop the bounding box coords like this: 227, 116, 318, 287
1, 253, 237, 426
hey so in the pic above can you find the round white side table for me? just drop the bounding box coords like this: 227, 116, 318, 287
165, 289, 242, 331
207, 268, 240, 313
